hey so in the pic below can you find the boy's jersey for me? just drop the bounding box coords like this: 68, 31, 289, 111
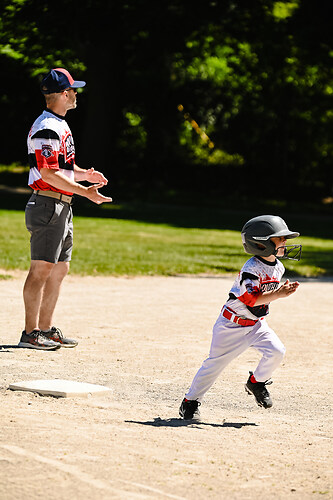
27, 109, 75, 195
226, 256, 285, 320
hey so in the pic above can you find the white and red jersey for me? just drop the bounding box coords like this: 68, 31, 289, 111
225, 256, 285, 320
27, 109, 75, 195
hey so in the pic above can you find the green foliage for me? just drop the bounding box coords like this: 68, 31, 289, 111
272, 1, 299, 20
0, 163, 28, 173
119, 111, 147, 156
178, 119, 244, 165
0, 0, 332, 202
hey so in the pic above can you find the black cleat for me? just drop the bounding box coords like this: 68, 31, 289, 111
245, 371, 273, 409
18, 330, 61, 350
179, 398, 201, 420
41, 326, 78, 348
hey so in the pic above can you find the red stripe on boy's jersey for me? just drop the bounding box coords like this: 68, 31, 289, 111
238, 289, 260, 307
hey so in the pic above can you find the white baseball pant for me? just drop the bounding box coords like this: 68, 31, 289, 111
185, 312, 286, 402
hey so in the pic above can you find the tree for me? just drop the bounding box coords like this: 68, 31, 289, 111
1, 0, 332, 201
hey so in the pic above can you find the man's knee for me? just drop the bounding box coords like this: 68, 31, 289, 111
28, 260, 55, 282
52, 261, 70, 281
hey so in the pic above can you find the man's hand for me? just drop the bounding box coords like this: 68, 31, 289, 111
86, 183, 112, 204
40, 168, 112, 204
84, 168, 108, 185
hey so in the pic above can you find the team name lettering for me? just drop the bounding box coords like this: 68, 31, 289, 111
260, 282, 279, 292
65, 134, 75, 159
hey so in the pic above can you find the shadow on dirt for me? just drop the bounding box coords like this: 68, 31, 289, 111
0, 345, 21, 351
125, 417, 258, 428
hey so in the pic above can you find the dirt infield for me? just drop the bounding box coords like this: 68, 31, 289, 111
0, 273, 332, 499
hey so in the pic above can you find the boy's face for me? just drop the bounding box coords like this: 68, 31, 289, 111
270, 236, 287, 257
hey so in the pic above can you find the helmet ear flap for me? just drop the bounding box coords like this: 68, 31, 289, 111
241, 234, 276, 257
255, 239, 277, 257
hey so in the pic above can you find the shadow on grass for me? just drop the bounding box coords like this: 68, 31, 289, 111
1, 185, 333, 240
1, 187, 333, 277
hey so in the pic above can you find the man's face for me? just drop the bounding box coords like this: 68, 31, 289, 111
63, 88, 77, 110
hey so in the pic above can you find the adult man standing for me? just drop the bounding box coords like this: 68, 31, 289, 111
18, 68, 112, 350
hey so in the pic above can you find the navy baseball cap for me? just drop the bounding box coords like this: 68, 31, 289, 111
40, 68, 86, 94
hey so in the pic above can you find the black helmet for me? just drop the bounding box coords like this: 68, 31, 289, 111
241, 215, 302, 260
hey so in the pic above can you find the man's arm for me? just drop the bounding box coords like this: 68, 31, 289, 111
74, 165, 108, 185
40, 168, 112, 204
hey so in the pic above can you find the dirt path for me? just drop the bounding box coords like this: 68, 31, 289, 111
0, 274, 332, 499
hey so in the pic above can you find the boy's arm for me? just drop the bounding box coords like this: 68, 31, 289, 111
254, 280, 300, 306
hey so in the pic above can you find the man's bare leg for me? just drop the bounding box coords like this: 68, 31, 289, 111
38, 261, 69, 331
23, 260, 55, 334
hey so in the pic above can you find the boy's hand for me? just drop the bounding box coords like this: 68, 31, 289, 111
278, 279, 300, 298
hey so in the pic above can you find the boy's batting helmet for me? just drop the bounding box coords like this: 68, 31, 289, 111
241, 215, 301, 260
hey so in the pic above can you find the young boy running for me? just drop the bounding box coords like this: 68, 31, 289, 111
179, 215, 302, 420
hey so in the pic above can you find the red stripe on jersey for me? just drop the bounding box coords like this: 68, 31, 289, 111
238, 289, 260, 307
30, 178, 73, 196
35, 149, 59, 170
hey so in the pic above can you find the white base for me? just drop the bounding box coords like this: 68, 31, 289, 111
8, 379, 111, 398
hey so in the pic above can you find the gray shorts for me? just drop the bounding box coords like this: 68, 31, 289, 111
25, 194, 73, 263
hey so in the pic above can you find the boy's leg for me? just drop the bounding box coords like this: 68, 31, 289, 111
249, 319, 286, 382
185, 315, 253, 402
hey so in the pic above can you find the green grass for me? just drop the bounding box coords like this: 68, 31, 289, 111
1, 208, 333, 278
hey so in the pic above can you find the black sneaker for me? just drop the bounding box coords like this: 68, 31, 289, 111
179, 398, 201, 420
18, 330, 61, 350
245, 371, 273, 408
41, 326, 78, 348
